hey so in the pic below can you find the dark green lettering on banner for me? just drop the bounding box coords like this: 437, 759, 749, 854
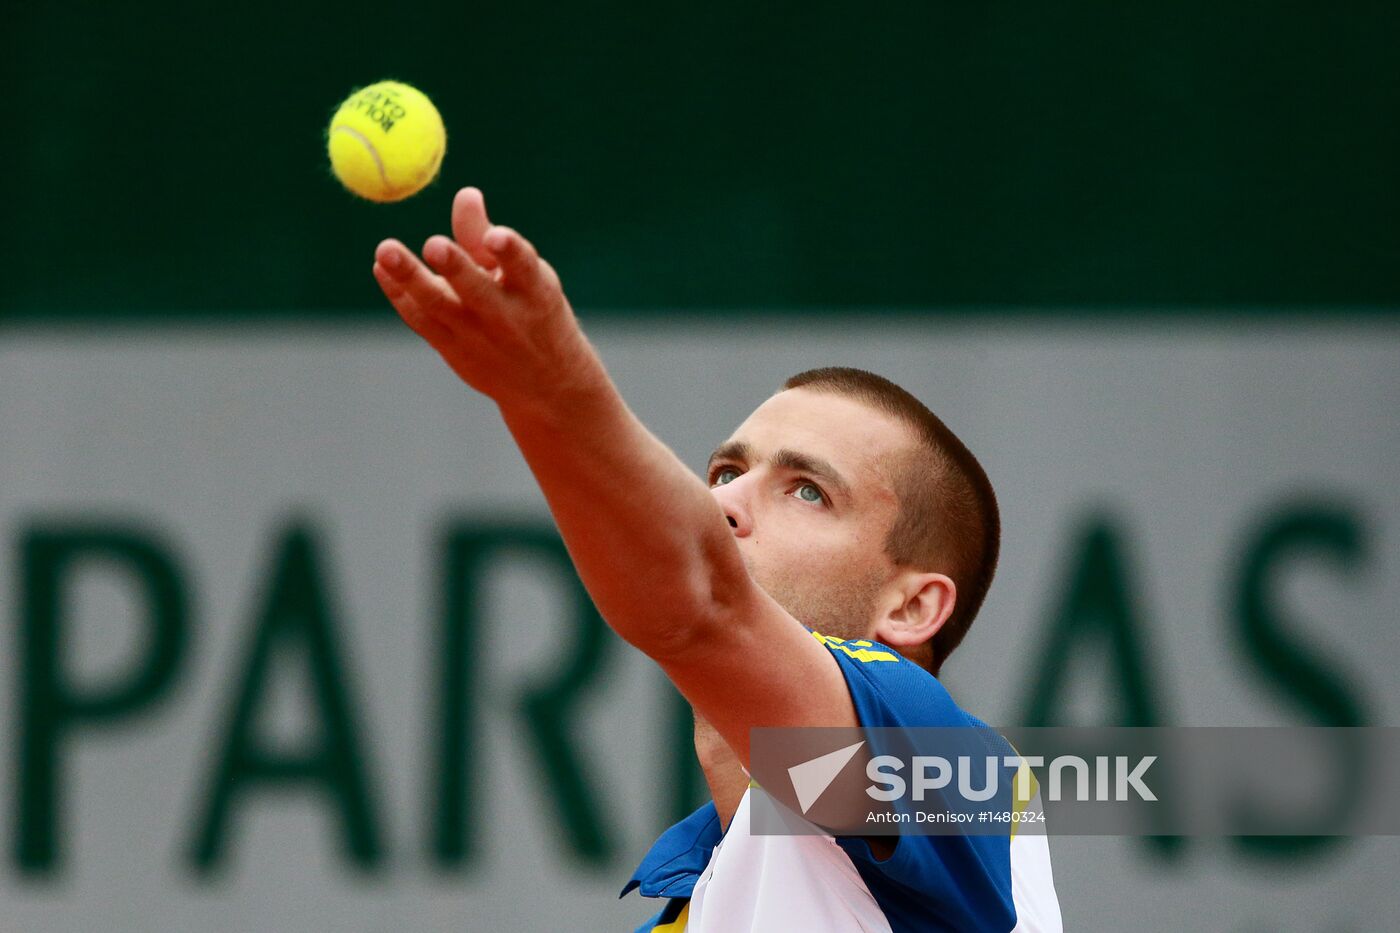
189, 524, 382, 875
431, 521, 617, 871
1231, 502, 1369, 860
1018, 514, 1182, 860
14, 522, 188, 876
1020, 515, 1168, 731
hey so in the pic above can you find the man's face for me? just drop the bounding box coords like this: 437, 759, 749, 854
706, 387, 912, 639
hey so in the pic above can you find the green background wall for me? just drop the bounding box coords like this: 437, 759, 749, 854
5, 1, 1398, 319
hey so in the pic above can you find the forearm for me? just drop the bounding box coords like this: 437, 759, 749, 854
497, 356, 749, 656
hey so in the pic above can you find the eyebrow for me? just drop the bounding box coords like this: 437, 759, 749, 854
706, 440, 852, 500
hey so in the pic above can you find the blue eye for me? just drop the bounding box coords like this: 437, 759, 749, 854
796, 483, 824, 503
713, 467, 740, 486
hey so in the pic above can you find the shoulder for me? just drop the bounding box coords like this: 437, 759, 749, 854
809, 631, 972, 730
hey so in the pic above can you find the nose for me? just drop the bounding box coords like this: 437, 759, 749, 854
710, 476, 753, 537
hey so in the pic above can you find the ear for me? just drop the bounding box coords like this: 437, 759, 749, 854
871, 572, 956, 650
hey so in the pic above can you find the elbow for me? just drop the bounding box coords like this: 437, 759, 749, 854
626, 529, 757, 663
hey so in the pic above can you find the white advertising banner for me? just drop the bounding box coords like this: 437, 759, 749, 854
1, 317, 1397, 931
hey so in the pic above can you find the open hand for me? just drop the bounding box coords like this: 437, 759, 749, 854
372, 187, 600, 412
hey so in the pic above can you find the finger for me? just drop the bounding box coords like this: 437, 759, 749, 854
422, 234, 504, 314
451, 187, 498, 270
373, 261, 453, 345
483, 226, 548, 295
375, 239, 463, 330
538, 257, 563, 293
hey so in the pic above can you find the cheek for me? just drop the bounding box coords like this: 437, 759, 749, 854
773, 535, 865, 585
751, 501, 887, 573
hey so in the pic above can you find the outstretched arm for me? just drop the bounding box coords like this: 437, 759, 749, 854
372, 188, 856, 765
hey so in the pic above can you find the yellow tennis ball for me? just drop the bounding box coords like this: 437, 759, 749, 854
327, 80, 446, 203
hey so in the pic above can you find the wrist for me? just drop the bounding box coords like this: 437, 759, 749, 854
496, 337, 614, 431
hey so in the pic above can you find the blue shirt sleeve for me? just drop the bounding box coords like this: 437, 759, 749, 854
813, 633, 1018, 933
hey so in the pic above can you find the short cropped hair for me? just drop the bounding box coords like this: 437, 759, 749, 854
782, 367, 1000, 675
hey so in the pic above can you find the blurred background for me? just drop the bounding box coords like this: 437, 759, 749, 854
3, 1, 1398, 930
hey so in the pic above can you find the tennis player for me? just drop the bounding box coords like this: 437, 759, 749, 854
372, 187, 1062, 932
